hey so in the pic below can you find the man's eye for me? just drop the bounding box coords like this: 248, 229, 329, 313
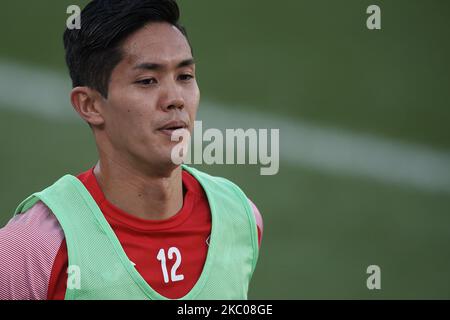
179, 74, 194, 81
136, 78, 157, 85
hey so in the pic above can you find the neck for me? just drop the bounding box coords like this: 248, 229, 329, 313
93, 159, 184, 221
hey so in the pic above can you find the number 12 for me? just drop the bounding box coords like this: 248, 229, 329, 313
156, 247, 184, 283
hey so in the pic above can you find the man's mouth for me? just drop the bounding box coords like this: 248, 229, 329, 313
157, 120, 188, 137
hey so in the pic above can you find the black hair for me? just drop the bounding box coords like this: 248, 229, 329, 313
63, 0, 190, 98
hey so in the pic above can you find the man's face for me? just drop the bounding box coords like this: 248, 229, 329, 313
98, 22, 199, 172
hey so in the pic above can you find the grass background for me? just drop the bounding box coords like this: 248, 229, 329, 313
1, 0, 449, 298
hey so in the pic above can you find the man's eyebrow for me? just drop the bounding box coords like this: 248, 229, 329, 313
133, 58, 195, 71
177, 58, 195, 68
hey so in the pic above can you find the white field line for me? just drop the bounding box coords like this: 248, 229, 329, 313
1, 59, 450, 193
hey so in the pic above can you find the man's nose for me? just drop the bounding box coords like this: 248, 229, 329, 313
159, 82, 184, 112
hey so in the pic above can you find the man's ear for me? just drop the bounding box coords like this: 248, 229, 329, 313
70, 87, 105, 126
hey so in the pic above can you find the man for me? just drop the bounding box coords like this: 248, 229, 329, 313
0, 0, 262, 299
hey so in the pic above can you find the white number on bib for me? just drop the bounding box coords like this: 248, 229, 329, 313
156, 247, 185, 283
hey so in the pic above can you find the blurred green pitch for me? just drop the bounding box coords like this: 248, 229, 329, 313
0, 0, 449, 299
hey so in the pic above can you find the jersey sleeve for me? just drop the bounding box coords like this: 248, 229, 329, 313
247, 199, 263, 248
0, 201, 64, 300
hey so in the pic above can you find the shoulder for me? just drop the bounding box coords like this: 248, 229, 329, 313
185, 166, 249, 200
0, 201, 64, 299
204, 169, 264, 247
183, 166, 264, 246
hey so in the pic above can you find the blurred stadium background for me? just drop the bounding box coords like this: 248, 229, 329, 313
1, 0, 450, 298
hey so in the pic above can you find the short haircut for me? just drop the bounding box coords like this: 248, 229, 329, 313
63, 0, 190, 98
